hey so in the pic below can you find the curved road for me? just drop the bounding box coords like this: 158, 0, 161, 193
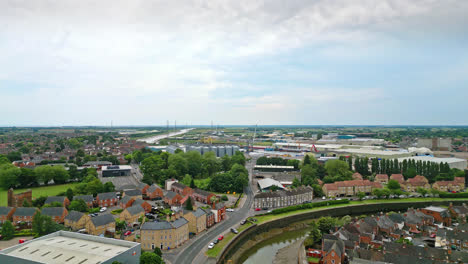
172, 158, 256, 264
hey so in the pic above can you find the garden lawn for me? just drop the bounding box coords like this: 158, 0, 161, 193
0, 183, 79, 206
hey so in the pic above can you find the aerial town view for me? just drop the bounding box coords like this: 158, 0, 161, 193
1, 1, 467, 264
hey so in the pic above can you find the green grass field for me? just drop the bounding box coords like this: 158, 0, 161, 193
0, 183, 79, 206
206, 222, 253, 258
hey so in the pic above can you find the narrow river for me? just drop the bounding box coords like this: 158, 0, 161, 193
239, 227, 311, 264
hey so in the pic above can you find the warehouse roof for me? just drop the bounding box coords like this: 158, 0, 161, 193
102, 165, 132, 171
257, 178, 285, 190
0, 230, 139, 264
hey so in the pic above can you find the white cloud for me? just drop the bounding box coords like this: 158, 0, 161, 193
0, 0, 467, 125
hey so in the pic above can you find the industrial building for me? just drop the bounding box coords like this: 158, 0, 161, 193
163, 145, 240, 157
397, 156, 467, 170
101, 165, 132, 177
0, 230, 141, 264
417, 138, 452, 151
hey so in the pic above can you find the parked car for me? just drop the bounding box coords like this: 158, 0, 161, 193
267, 210, 272, 213
90, 213, 98, 217
226, 208, 234, 212
255, 208, 261, 211
322, 196, 326, 200
240, 220, 246, 225
218, 235, 224, 241
19, 239, 27, 244
262, 207, 268, 210
208, 243, 214, 249
213, 239, 219, 244
124, 231, 132, 236
231, 228, 238, 234
100, 207, 107, 213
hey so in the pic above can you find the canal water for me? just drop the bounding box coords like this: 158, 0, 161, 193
239, 227, 311, 264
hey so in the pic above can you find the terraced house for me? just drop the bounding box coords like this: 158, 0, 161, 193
120, 205, 145, 223
183, 208, 207, 234
12, 207, 38, 225
191, 188, 215, 204
146, 184, 164, 200
0, 206, 15, 223
404, 175, 430, 192
432, 177, 466, 192
253, 186, 314, 208
96, 192, 118, 207
323, 180, 382, 197
73, 195, 94, 208
140, 217, 189, 250
44, 196, 70, 207
64, 211, 90, 231
86, 214, 116, 236
171, 182, 193, 196
41, 207, 68, 223
123, 189, 143, 200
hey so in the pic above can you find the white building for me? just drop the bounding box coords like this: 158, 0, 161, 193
397, 156, 467, 170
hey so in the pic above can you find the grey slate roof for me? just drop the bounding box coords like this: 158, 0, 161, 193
141, 217, 188, 230
201, 208, 213, 216
90, 214, 115, 227
193, 208, 206, 218
147, 184, 162, 193
124, 189, 142, 197
166, 191, 179, 199
73, 195, 94, 203
44, 196, 67, 204
13, 207, 37, 216
171, 182, 188, 190
193, 188, 212, 197
97, 192, 117, 200
65, 211, 85, 222
120, 195, 134, 204
126, 205, 144, 216
132, 199, 146, 206
388, 213, 405, 223
41, 207, 66, 217
138, 182, 149, 189
0, 206, 14, 216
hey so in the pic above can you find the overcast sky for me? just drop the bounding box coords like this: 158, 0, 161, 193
1, 0, 468, 126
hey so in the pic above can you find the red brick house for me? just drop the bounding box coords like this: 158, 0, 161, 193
132, 199, 152, 213
211, 202, 226, 223
164, 191, 183, 206
44, 196, 70, 207
73, 195, 94, 208
120, 195, 135, 209
41, 207, 69, 223
146, 184, 164, 200
12, 207, 38, 225
321, 235, 345, 264
420, 206, 452, 226
96, 192, 118, 207
0, 207, 16, 223
138, 182, 150, 195
405, 175, 430, 192
171, 182, 193, 197
191, 189, 215, 204
202, 208, 215, 228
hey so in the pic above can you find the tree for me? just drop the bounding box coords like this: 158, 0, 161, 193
22, 199, 32, 207
76, 149, 85, 157
32, 196, 47, 207
185, 151, 203, 177
103, 182, 115, 192
311, 184, 324, 197
190, 178, 196, 188
43, 201, 63, 208
301, 164, 317, 186
1, 220, 15, 239
69, 199, 88, 212
292, 177, 301, 188
168, 154, 188, 177
0, 154, 10, 165
140, 252, 163, 264
0, 164, 21, 188
18, 168, 37, 188
303, 155, 311, 166
416, 187, 428, 196
202, 152, 219, 177
317, 216, 336, 233
357, 191, 366, 201
33, 211, 61, 236
324, 160, 352, 181
181, 174, 193, 186
221, 195, 228, 201
185, 196, 193, 211
221, 155, 232, 171
270, 185, 279, 192
66, 188, 74, 202
153, 247, 163, 258
6, 151, 21, 162
231, 151, 246, 166
34, 165, 54, 185
387, 179, 401, 190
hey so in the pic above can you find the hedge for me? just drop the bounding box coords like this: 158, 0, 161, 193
439, 192, 468, 198
271, 199, 350, 215
14, 229, 35, 237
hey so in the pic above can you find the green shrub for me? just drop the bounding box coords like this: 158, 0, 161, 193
271, 199, 350, 215
88, 208, 100, 213
439, 192, 468, 198
111, 209, 123, 215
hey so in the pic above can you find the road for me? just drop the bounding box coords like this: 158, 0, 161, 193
170, 157, 256, 264
137, 128, 194, 144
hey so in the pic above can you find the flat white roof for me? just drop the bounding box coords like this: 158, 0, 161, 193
397, 156, 466, 164
0, 231, 138, 264
254, 165, 295, 169
424, 206, 447, 213
102, 165, 132, 170
257, 178, 284, 190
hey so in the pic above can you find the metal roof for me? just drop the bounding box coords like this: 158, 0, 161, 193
0, 230, 138, 264
41, 207, 66, 217
257, 178, 285, 190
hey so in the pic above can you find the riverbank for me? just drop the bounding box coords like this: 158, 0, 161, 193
273, 238, 303, 264
217, 198, 468, 264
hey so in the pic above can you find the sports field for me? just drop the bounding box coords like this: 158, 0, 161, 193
0, 183, 78, 206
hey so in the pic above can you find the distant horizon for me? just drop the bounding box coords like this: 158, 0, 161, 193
2, 124, 468, 128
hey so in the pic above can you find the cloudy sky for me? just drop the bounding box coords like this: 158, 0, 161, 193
1, 0, 468, 126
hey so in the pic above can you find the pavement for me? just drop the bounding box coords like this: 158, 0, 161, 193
167, 158, 257, 264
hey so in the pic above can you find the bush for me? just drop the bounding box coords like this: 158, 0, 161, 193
221, 195, 228, 201
88, 208, 100, 213
271, 199, 350, 215
439, 192, 468, 198
14, 229, 35, 237
111, 209, 124, 215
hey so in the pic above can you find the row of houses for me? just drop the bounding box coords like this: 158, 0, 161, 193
308, 205, 468, 264
253, 186, 314, 208
375, 174, 465, 192
322, 180, 383, 197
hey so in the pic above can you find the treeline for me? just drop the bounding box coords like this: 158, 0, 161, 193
271, 199, 350, 215
340, 156, 465, 183
0, 155, 107, 189
256, 156, 300, 169
138, 149, 248, 192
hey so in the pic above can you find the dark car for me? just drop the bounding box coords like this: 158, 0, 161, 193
213, 239, 219, 244
262, 207, 268, 210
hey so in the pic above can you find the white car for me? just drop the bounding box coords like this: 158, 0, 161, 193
208, 242, 215, 249
226, 208, 234, 212
99, 207, 107, 213
322, 196, 326, 200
